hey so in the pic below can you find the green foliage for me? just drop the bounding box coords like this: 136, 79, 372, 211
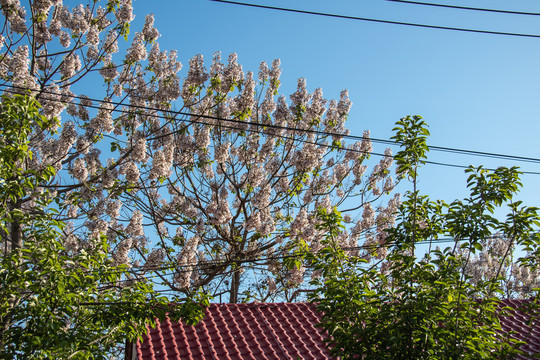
309, 116, 540, 359
391, 115, 429, 180
0, 95, 208, 359
0, 95, 57, 204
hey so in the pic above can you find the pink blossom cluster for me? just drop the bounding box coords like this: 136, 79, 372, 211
174, 235, 200, 289
460, 235, 540, 298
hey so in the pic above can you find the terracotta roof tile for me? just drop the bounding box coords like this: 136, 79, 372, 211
499, 299, 540, 360
136, 303, 333, 360
136, 300, 539, 360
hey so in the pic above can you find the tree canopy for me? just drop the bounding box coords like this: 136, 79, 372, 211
0, 0, 400, 303
308, 116, 540, 359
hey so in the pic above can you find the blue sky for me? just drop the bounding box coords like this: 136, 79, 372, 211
134, 0, 540, 210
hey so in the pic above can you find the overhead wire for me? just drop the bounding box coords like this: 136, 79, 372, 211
12, 231, 534, 302
4, 83, 540, 163
209, 0, 540, 39
2, 84, 540, 174
98, 236, 477, 288
95, 231, 538, 293
386, 0, 540, 16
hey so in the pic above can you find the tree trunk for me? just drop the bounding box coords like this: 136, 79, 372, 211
229, 268, 240, 303
10, 200, 22, 251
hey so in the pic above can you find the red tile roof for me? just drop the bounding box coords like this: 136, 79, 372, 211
135, 300, 539, 360
500, 299, 540, 360
136, 303, 333, 360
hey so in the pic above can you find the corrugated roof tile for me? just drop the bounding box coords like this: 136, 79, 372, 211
136, 301, 539, 360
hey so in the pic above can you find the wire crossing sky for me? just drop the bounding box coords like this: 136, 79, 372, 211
210, 0, 540, 38
386, 0, 540, 16
4, 84, 540, 167
6, 83, 540, 176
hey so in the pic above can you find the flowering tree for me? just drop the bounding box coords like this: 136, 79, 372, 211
0, 0, 400, 303
458, 233, 540, 298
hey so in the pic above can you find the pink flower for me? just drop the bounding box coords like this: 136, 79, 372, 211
126, 32, 147, 63
142, 14, 160, 42
126, 211, 144, 237
115, 1, 134, 25
71, 158, 88, 181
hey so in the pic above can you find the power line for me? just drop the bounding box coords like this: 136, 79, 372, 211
423, 146, 540, 164
104, 236, 476, 284
209, 0, 540, 39
96, 232, 535, 290
386, 0, 540, 16
4, 83, 540, 164
3, 84, 540, 174
98, 233, 518, 290
10, 231, 534, 295
106, 240, 414, 286
4, 84, 540, 175
41, 232, 407, 282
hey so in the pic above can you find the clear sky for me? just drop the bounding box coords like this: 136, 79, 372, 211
133, 0, 540, 211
